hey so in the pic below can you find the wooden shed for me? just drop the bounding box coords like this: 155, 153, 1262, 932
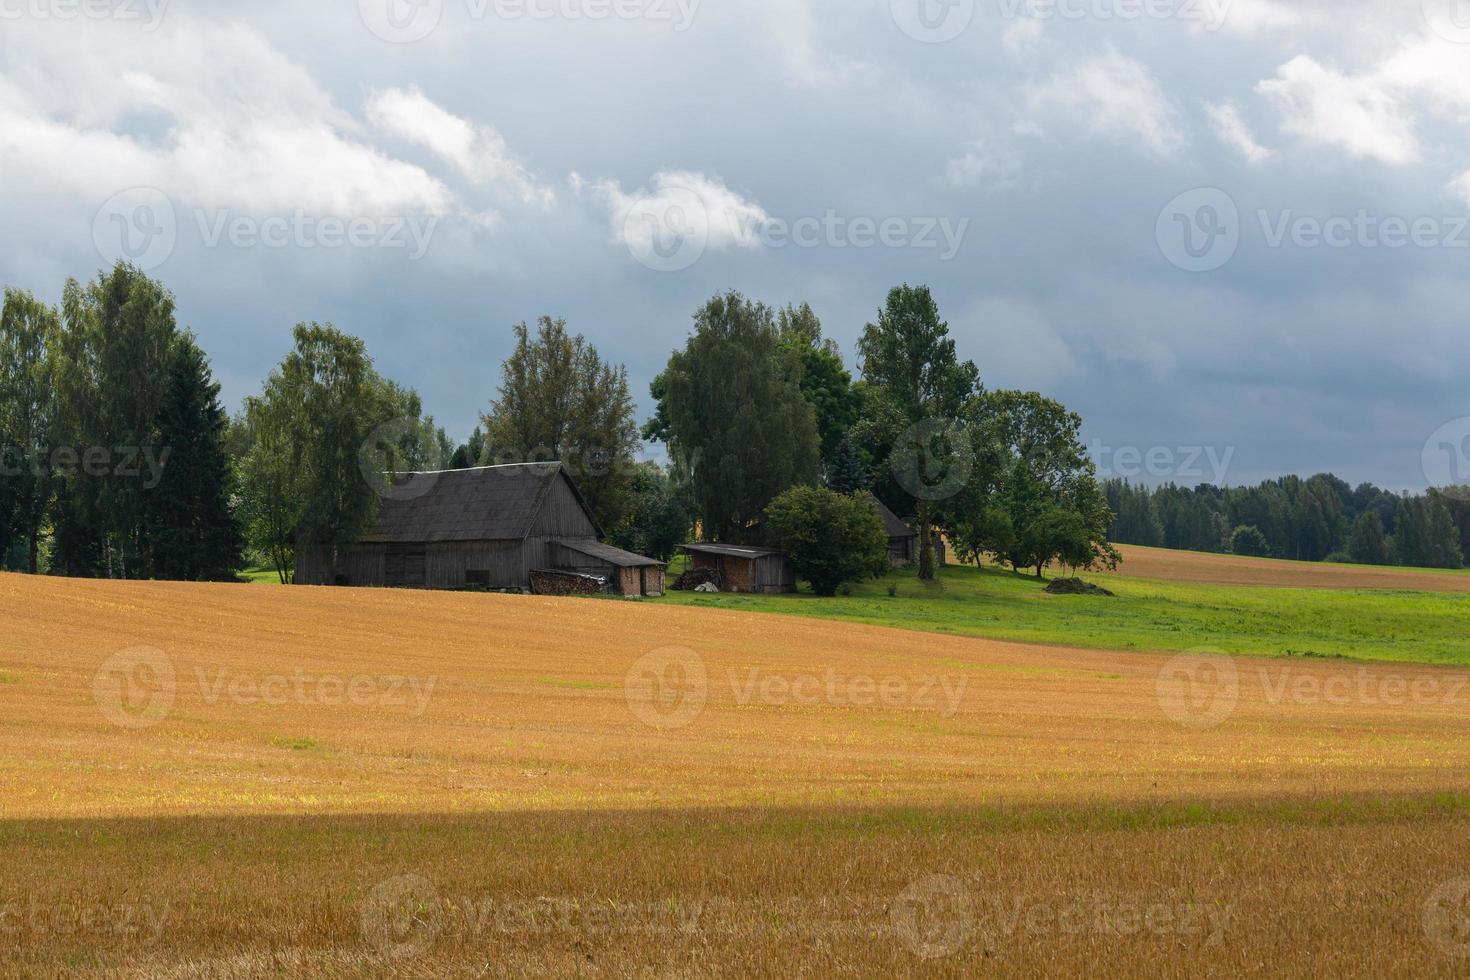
294, 462, 664, 595
679, 543, 796, 594
864, 493, 946, 567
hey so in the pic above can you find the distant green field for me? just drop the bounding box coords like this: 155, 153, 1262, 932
654, 563, 1470, 666
238, 565, 285, 585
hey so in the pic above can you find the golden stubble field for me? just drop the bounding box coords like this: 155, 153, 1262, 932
4, 572, 1470, 977
1102, 543, 1470, 592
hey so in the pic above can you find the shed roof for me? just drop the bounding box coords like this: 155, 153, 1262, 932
364, 462, 589, 544
556, 538, 666, 568
680, 543, 786, 560
865, 493, 916, 540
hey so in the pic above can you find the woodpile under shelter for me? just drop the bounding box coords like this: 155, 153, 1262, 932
679, 543, 796, 594
294, 462, 665, 596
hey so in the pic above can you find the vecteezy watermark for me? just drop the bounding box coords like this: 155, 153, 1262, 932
194, 211, 437, 260
0, 896, 169, 945
890, 0, 976, 43
1157, 653, 1470, 729
624, 647, 709, 731
92, 648, 438, 728
890, 419, 973, 503
727, 668, 968, 715
892, 875, 976, 959
1159, 188, 1470, 272
360, 875, 443, 959
1423, 417, 1470, 501
892, 876, 1231, 958
92, 647, 176, 730
624, 648, 969, 731
194, 668, 437, 716
1425, 878, 1470, 958
1157, 188, 1240, 273
997, 0, 1229, 28
358, 419, 446, 502
1155, 651, 1239, 730
0, 445, 170, 489
621, 188, 970, 273
93, 189, 439, 271
93, 187, 177, 272
1424, 0, 1470, 44
0, 0, 169, 29
1090, 440, 1235, 485
359, 876, 754, 956
358, 0, 700, 43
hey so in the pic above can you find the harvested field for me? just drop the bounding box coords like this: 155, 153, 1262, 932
1103, 544, 1470, 592
4, 573, 1470, 976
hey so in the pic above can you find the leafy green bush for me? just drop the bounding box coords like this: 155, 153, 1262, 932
765, 486, 889, 597
1230, 525, 1271, 558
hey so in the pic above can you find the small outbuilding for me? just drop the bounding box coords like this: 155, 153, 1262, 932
679, 543, 796, 594
865, 493, 945, 567
294, 462, 664, 596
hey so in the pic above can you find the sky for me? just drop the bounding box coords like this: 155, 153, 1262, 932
1, 0, 1469, 492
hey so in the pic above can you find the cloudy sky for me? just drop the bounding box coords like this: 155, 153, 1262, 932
2, 0, 1468, 490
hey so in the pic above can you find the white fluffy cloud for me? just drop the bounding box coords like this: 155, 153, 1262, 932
575, 170, 771, 254
1257, 55, 1418, 165
0, 19, 454, 217
1205, 101, 1275, 163
1028, 49, 1184, 156
365, 87, 552, 207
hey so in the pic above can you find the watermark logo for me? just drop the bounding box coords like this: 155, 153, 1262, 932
1156, 651, 1239, 729
891, 419, 973, 502
623, 185, 708, 273
1090, 440, 1236, 485
0, 0, 170, 29
359, 0, 443, 42
996, 0, 1230, 29
1424, 0, 1470, 43
1425, 878, 1470, 957
361, 875, 443, 958
891, 0, 975, 43
1423, 417, 1470, 501
93, 187, 176, 272
92, 647, 176, 730
625, 646, 708, 731
194, 210, 437, 259
892, 875, 976, 959
359, 418, 444, 502
1157, 188, 1239, 273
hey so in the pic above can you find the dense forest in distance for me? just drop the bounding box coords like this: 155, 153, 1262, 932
1105, 476, 1469, 570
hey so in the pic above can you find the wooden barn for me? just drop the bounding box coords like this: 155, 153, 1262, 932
865, 493, 945, 567
679, 543, 796, 594
294, 462, 665, 596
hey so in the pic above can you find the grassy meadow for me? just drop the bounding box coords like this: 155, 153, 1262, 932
656, 559, 1470, 666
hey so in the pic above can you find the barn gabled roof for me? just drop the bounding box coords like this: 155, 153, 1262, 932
865, 493, 916, 541
363, 462, 600, 544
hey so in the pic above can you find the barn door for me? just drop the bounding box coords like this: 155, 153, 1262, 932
385, 544, 427, 588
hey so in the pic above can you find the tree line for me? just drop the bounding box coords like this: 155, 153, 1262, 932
1, 265, 1120, 590
1105, 476, 1469, 570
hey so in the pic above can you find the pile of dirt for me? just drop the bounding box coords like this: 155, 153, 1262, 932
1045, 578, 1115, 597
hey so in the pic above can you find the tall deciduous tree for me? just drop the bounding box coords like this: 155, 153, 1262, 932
856, 285, 978, 580
51, 264, 178, 578
0, 288, 60, 572
482, 316, 638, 529
656, 292, 821, 543
239, 323, 413, 582
777, 303, 861, 468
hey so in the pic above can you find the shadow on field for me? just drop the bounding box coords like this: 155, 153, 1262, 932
3, 794, 1470, 977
